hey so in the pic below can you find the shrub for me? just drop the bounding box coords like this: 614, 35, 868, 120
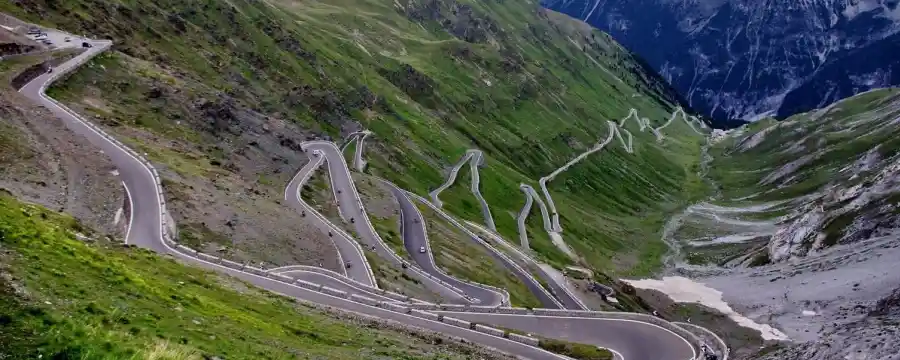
538, 339, 613, 360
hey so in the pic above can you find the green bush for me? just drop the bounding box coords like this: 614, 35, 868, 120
538, 339, 613, 360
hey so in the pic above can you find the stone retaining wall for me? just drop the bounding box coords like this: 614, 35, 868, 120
508, 333, 540, 347
350, 294, 380, 307
440, 316, 471, 328
320, 286, 348, 298
196, 252, 218, 263
474, 324, 505, 338
410, 309, 439, 321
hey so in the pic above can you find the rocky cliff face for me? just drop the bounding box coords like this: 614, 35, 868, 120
751, 286, 900, 360
543, 0, 900, 123
671, 89, 900, 359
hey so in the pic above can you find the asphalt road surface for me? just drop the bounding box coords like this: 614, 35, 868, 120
284, 152, 374, 285
466, 221, 589, 310
385, 182, 507, 306
428, 149, 496, 230
297, 142, 471, 303
22, 32, 705, 360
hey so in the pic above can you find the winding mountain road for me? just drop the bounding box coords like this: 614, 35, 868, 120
20, 30, 713, 360
384, 182, 508, 307
291, 142, 473, 303
517, 109, 708, 258
340, 130, 370, 172
401, 188, 564, 309
517, 184, 552, 249
283, 151, 373, 285
429, 149, 497, 231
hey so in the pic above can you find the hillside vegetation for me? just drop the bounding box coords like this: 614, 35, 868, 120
688, 89, 900, 266
0, 0, 705, 276
0, 191, 508, 360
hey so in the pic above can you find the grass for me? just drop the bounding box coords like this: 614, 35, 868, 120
704, 88, 900, 252
492, 325, 613, 360
709, 88, 900, 203
417, 202, 543, 308
538, 339, 614, 360
364, 251, 444, 304
2, 0, 706, 277
0, 190, 497, 360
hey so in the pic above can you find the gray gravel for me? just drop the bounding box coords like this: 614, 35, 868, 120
701, 232, 900, 343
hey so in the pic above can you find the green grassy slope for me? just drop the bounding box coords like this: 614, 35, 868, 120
1, 0, 705, 275
688, 88, 900, 265
710, 88, 900, 202
0, 191, 503, 360
417, 202, 543, 308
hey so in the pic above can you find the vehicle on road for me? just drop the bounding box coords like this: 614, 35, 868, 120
81, 42, 92, 48
41, 40, 52, 45
64, 37, 71, 42
46, 67, 52, 74
419, 246, 426, 254
26, 27, 40, 34
413, 218, 419, 224
345, 261, 352, 269
350, 217, 355, 223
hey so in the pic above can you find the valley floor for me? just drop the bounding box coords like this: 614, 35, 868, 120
628, 89, 900, 359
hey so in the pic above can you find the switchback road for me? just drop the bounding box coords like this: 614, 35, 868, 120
20, 29, 712, 360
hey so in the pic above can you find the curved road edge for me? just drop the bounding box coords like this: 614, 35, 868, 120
428, 149, 497, 231
383, 181, 509, 306
300, 142, 479, 304
21, 33, 718, 360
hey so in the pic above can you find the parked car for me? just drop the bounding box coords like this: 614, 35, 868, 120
419, 246, 426, 254
41, 40, 52, 45
64, 37, 71, 42
27, 27, 40, 34
81, 42, 92, 48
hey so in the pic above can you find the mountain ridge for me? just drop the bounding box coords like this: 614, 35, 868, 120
543, 0, 900, 124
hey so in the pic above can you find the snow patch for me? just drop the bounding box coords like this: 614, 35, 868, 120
623, 276, 789, 341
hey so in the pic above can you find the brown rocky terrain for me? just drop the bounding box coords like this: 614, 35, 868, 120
1, 52, 123, 238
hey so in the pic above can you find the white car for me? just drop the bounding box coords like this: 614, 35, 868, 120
419, 246, 426, 254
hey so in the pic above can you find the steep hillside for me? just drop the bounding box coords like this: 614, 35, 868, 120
544, 0, 900, 123
0, 191, 508, 360
0, 48, 124, 238
656, 89, 900, 359
0, 0, 706, 276
705, 88, 900, 265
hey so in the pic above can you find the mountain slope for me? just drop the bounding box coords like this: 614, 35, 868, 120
543, 0, 900, 123
0, 191, 508, 360
0, 0, 706, 276
655, 89, 900, 359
